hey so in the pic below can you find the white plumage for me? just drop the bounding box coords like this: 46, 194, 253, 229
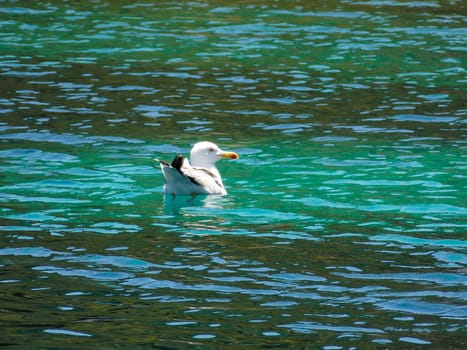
156, 141, 239, 196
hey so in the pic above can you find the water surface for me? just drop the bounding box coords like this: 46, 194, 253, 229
1, 0, 466, 348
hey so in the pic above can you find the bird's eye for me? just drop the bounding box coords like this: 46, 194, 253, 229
208, 147, 216, 152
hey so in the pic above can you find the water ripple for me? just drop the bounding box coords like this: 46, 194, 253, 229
278, 321, 385, 334
1, 0, 466, 348
335, 272, 467, 287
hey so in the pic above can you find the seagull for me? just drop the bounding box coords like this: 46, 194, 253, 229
156, 141, 239, 196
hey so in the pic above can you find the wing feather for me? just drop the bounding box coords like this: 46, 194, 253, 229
156, 156, 226, 195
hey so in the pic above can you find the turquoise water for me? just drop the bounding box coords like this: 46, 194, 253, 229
1, 0, 466, 348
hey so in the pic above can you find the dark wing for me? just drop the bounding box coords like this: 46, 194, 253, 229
156, 155, 225, 195
170, 155, 201, 186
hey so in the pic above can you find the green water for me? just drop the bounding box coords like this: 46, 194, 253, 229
1, 0, 466, 348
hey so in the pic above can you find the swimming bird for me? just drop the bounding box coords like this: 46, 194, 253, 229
156, 141, 239, 196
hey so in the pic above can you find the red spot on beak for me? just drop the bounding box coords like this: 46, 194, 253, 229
220, 151, 239, 160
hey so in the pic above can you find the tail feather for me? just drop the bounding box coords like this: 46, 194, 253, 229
155, 158, 170, 167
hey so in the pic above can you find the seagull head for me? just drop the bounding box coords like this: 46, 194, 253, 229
190, 141, 239, 168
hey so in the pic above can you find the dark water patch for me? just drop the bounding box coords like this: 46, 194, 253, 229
1, 0, 466, 348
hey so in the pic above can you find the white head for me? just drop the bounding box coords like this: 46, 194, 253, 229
189, 141, 239, 169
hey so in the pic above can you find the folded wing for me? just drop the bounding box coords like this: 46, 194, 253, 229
157, 155, 226, 195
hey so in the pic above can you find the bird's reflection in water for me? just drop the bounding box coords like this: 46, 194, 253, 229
162, 194, 231, 215
161, 194, 233, 235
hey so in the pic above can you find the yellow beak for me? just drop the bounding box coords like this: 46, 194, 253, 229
219, 151, 239, 160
